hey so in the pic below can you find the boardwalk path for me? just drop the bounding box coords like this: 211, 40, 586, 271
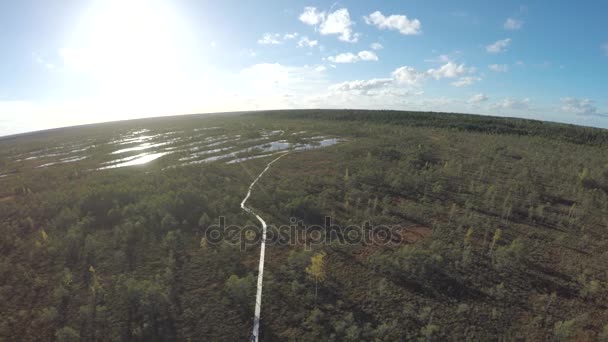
240, 152, 288, 342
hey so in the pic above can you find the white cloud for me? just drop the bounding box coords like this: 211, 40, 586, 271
370, 42, 383, 50
357, 50, 379, 61
327, 50, 378, 63
391, 61, 478, 87
320, 8, 358, 42
364, 11, 422, 35
327, 52, 358, 63
427, 62, 473, 79
326, 71, 428, 102
451, 76, 481, 87
468, 93, 488, 103
392, 66, 426, 86
315, 65, 327, 72
494, 97, 530, 110
259, 32, 308, 46
297, 36, 318, 48
486, 38, 512, 53
328, 65, 428, 94
299, 6, 324, 25
333, 79, 489, 108
560, 97, 604, 116
329, 78, 393, 94
258, 33, 282, 45
504, 18, 523, 30
489, 64, 509, 72
299, 7, 358, 42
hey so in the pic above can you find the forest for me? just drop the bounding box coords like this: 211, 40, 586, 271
1, 109, 608, 341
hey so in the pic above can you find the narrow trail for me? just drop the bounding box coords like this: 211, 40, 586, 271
241, 152, 288, 342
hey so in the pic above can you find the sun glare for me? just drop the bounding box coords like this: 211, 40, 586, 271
66, 0, 197, 99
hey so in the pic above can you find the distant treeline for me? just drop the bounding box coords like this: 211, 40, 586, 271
256, 109, 608, 146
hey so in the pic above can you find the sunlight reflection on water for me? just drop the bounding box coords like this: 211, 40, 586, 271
98, 152, 168, 170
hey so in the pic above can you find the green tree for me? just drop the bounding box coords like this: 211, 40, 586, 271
305, 251, 327, 300
493, 238, 525, 271
224, 273, 255, 307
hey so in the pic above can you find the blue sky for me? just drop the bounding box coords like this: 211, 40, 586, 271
1, 0, 607, 135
